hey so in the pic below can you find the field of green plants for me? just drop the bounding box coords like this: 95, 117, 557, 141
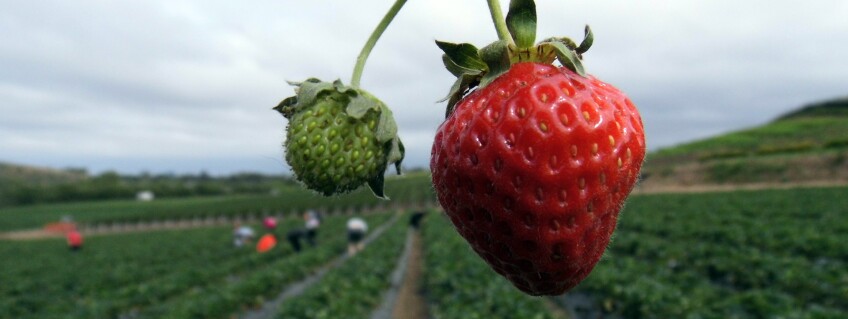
559, 186, 848, 318
1, 183, 846, 318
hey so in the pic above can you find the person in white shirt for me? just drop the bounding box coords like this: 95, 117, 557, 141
346, 217, 368, 256
233, 222, 255, 248
304, 210, 321, 247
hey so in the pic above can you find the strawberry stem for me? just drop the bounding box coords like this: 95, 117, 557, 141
351, 0, 408, 88
487, 0, 514, 45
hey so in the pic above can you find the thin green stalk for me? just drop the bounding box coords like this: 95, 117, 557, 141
487, 0, 512, 43
351, 0, 408, 88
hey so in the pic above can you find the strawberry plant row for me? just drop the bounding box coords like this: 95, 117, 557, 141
422, 213, 561, 319
141, 213, 394, 319
84, 215, 368, 319
0, 214, 389, 319
557, 186, 848, 318
273, 214, 409, 318
0, 225, 241, 318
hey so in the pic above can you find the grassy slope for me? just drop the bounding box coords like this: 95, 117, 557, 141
0, 162, 85, 201
642, 97, 848, 185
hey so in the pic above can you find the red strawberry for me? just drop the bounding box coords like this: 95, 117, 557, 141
430, 0, 646, 295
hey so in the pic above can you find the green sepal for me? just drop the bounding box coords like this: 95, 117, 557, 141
390, 139, 405, 175
439, 72, 479, 117
544, 41, 586, 76
436, 41, 488, 73
479, 40, 511, 87
346, 93, 380, 119
367, 170, 387, 199
368, 136, 405, 200
381, 107, 405, 175
375, 105, 398, 142
539, 36, 578, 51
435, 3, 596, 118
293, 78, 331, 110
273, 96, 298, 117
442, 55, 482, 78
274, 78, 332, 119
506, 0, 537, 48
576, 25, 594, 55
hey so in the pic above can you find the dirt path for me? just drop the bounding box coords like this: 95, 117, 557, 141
390, 229, 428, 319
370, 229, 415, 319
633, 180, 847, 194
0, 219, 234, 241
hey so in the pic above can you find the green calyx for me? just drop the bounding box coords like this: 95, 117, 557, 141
274, 78, 405, 199
437, 0, 594, 116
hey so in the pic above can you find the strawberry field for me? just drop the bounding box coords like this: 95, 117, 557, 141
1, 185, 847, 318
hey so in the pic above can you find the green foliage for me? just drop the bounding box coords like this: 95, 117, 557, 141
274, 214, 408, 318
653, 117, 848, 161
0, 214, 393, 319
147, 214, 393, 319
2, 185, 846, 318
774, 97, 848, 121
705, 160, 788, 183
561, 186, 848, 318
0, 167, 292, 208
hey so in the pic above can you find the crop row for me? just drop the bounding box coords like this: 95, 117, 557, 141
554, 186, 848, 318
141, 213, 396, 319
422, 213, 562, 319
273, 213, 409, 318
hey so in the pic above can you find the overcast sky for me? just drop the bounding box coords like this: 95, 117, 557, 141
2, 1, 847, 175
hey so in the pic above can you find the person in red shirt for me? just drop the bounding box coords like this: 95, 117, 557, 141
66, 230, 83, 251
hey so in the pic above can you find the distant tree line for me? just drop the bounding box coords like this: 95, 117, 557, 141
0, 170, 297, 208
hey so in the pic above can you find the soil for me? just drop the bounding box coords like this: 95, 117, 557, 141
391, 230, 428, 319
0, 219, 232, 241
633, 179, 847, 195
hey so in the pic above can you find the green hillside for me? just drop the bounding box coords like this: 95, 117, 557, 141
0, 162, 85, 185
641, 97, 848, 188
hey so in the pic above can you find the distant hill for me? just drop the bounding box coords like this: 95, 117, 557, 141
0, 162, 87, 206
774, 96, 848, 121
638, 96, 848, 190
0, 162, 85, 186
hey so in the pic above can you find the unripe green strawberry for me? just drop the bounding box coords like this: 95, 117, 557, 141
275, 79, 404, 198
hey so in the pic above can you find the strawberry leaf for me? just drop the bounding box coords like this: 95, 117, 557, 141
506, 0, 537, 48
